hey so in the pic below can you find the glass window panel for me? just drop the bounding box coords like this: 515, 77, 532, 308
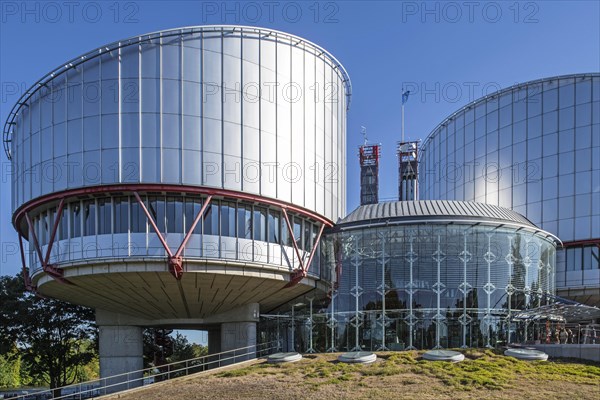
527, 115, 542, 138
53, 87, 66, 125
83, 116, 100, 151
486, 111, 498, 133
141, 147, 160, 182
236, 205, 251, 239
543, 132, 558, 157
83, 81, 101, 116
114, 197, 129, 234
101, 114, 119, 149
83, 200, 96, 236
220, 202, 236, 238
268, 210, 280, 244
183, 116, 201, 151
558, 172, 575, 196
101, 149, 118, 183
183, 197, 203, 234
499, 105, 511, 128
53, 123, 66, 158
293, 217, 302, 249
303, 221, 312, 251
575, 171, 591, 195
130, 196, 146, 233
575, 103, 592, 127
558, 107, 575, 130
542, 198, 557, 222
498, 125, 512, 149
575, 195, 591, 218
559, 80, 575, 108
542, 111, 558, 134
67, 120, 82, 155
576, 78, 592, 104
559, 128, 575, 153
200, 203, 217, 235
543, 88, 558, 113
97, 198, 111, 235
101, 80, 119, 114
542, 176, 558, 199
559, 196, 574, 219
166, 197, 183, 234
101, 52, 118, 79
513, 120, 526, 143
528, 89, 542, 117
575, 149, 591, 172
253, 207, 266, 242
121, 113, 139, 148
528, 138, 542, 160
575, 125, 592, 150
121, 78, 139, 114
148, 196, 166, 232
513, 97, 527, 122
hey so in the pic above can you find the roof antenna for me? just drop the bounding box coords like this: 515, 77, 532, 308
361, 126, 368, 145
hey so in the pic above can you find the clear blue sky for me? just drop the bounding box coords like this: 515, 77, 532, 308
1, 1, 598, 341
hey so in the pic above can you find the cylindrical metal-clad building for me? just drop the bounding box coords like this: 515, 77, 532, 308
5, 26, 351, 325
419, 73, 600, 307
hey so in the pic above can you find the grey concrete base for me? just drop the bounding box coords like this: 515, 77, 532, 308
221, 322, 257, 362
98, 313, 144, 393
531, 344, 600, 362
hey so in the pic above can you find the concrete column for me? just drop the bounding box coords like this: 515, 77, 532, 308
97, 310, 144, 393
221, 321, 257, 363
207, 327, 221, 354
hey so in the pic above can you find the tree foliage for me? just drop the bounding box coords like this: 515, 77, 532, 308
0, 275, 97, 395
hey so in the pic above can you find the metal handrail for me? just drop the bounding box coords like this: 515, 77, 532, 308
5, 340, 280, 400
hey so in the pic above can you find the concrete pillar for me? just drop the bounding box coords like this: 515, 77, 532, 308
97, 310, 144, 393
221, 322, 257, 363
207, 327, 221, 354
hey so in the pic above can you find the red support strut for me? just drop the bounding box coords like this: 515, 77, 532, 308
133, 192, 213, 280
23, 199, 71, 285
282, 210, 328, 288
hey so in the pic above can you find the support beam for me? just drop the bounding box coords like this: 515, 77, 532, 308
133, 193, 213, 280
18, 233, 35, 292
282, 210, 327, 288
24, 208, 69, 284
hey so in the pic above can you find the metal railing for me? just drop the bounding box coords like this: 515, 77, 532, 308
5, 341, 280, 400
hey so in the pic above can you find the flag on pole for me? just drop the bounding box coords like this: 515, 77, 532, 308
402, 90, 411, 105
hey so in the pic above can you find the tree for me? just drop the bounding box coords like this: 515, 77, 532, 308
0, 275, 25, 354
0, 275, 97, 397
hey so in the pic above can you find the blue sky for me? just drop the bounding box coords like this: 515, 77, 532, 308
1, 1, 599, 341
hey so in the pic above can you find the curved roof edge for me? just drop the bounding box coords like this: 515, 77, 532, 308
3, 25, 352, 159
420, 72, 599, 151
335, 200, 561, 244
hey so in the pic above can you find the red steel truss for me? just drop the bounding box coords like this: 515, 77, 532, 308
133, 192, 213, 280
281, 208, 326, 288
14, 184, 332, 290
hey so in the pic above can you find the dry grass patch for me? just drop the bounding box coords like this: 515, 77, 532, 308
104, 350, 600, 400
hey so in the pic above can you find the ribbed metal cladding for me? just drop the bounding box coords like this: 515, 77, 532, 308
338, 200, 539, 229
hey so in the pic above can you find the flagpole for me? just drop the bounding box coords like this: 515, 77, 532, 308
401, 101, 405, 143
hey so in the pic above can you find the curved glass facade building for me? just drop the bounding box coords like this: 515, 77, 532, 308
260, 201, 559, 351
419, 74, 600, 306
5, 26, 350, 320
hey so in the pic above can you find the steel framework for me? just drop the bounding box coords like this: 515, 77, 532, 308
15, 184, 332, 292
